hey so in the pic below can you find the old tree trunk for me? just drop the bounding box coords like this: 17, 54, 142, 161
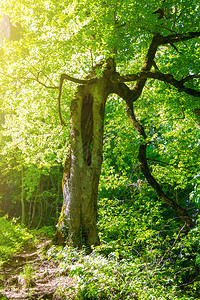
55, 60, 115, 248
54, 52, 195, 248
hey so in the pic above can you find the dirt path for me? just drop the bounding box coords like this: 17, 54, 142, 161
0, 240, 76, 299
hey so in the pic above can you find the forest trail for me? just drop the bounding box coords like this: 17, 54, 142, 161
0, 240, 76, 299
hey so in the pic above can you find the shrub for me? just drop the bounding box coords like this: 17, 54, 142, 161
0, 215, 33, 267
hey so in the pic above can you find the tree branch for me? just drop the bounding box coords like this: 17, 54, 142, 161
113, 82, 194, 227
0, 71, 59, 89
160, 31, 200, 45
147, 158, 178, 168
111, 71, 200, 97
114, 0, 118, 24
128, 108, 193, 227
128, 33, 162, 105
57, 74, 97, 126
116, 30, 200, 105
181, 74, 200, 83
32, 76, 59, 89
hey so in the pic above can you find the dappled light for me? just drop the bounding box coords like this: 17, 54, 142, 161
0, 0, 200, 299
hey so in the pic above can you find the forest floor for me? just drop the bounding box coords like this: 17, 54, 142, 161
0, 240, 77, 299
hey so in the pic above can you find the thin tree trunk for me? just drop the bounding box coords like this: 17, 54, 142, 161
28, 201, 32, 227
21, 166, 25, 225
36, 200, 43, 229
29, 177, 40, 228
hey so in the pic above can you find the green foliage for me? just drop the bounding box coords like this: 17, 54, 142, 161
32, 225, 55, 238
96, 188, 200, 295
48, 230, 200, 300
190, 174, 200, 207
0, 0, 200, 298
0, 215, 33, 267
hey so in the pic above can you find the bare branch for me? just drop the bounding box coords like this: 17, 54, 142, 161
29, 71, 59, 89
57, 73, 96, 126
28, 65, 59, 89
0, 69, 59, 89
35, 81, 58, 89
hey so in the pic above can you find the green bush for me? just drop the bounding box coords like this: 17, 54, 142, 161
31, 225, 55, 238
0, 215, 33, 267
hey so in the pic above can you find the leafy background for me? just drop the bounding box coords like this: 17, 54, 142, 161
0, 0, 200, 298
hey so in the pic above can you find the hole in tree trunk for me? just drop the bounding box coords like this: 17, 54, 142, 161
81, 94, 93, 165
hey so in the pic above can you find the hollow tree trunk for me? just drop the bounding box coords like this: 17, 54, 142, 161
55, 66, 114, 248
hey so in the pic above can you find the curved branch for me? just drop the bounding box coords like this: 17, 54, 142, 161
127, 108, 194, 227
130, 33, 161, 103
114, 30, 200, 105
112, 71, 200, 97
113, 82, 194, 227
29, 67, 59, 89
57, 74, 97, 126
0, 71, 59, 89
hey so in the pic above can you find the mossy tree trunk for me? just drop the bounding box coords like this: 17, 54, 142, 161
55, 61, 115, 248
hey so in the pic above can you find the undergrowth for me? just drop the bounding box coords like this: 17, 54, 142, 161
48, 234, 200, 300
0, 215, 34, 267
46, 191, 200, 300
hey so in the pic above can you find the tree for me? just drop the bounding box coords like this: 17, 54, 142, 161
0, 0, 200, 248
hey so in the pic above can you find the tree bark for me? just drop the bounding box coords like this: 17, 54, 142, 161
55, 60, 115, 248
